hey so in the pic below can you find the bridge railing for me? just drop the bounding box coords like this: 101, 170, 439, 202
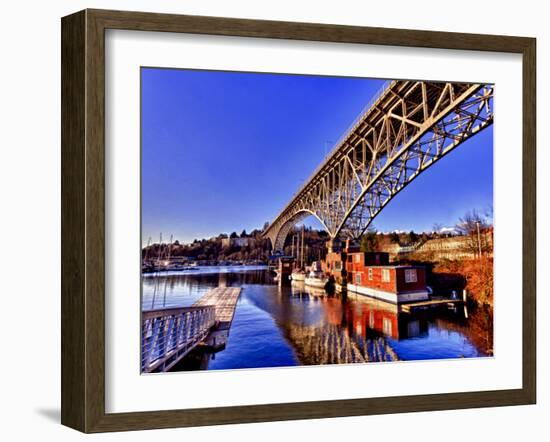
309, 79, 394, 182
329, 79, 393, 160
266, 80, 393, 231
141, 305, 216, 373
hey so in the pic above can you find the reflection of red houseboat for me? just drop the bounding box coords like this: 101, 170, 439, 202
347, 296, 427, 340
323, 245, 429, 304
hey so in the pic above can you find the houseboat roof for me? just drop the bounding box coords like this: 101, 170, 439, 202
359, 264, 425, 269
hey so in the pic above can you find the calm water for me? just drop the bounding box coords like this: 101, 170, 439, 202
142, 266, 493, 371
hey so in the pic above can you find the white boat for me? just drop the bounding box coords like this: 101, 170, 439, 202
304, 261, 327, 289
290, 270, 306, 281
305, 272, 327, 289
291, 280, 326, 297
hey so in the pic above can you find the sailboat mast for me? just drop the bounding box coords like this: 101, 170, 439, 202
301, 225, 304, 269
151, 232, 163, 309
143, 236, 151, 264
157, 233, 163, 268
167, 234, 173, 263
162, 234, 173, 307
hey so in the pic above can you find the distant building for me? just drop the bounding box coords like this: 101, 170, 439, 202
221, 237, 254, 248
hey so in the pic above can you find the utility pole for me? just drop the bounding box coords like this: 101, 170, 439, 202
475, 221, 482, 258
476, 221, 484, 286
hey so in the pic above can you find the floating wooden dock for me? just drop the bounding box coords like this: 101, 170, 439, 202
194, 287, 242, 351
193, 287, 242, 330
399, 297, 464, 313
141, 287, 242, 373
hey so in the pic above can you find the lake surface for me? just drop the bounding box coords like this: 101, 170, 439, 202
142, 266, 493, 371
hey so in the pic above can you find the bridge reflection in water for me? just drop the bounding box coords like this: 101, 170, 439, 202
269, 283, 424, 365
142, 267, 491, 371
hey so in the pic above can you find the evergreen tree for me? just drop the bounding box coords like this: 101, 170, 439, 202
360, 228, 379, 252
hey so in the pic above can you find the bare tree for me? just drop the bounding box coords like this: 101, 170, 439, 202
455, 210, 493, 257
432, 222, 443, 237
484, 205, 494, 220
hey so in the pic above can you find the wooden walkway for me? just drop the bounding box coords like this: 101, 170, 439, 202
400, 298, 463, 313
193, 287, 242, 329
141, 287, 242, 373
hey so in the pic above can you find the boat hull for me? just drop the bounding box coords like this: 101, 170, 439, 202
339, 283, 429, 304
291, 273, 306, 282
305, 277, 326, 289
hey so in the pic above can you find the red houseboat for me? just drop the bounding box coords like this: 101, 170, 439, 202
323, 245, 429, 304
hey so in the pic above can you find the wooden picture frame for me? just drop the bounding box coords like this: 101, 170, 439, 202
61, 8, 536, 433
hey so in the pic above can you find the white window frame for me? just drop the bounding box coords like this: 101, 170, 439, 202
383, 317, 393, 336
405, 268, 418, 283
382, 268, 390, 282
355, 254, 361, 263
368, 268, 373, 280
355, 273, 361, 284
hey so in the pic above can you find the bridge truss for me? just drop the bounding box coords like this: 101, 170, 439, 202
263, 80, 494, 251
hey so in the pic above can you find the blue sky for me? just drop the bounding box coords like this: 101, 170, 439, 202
141, 68, 493, 245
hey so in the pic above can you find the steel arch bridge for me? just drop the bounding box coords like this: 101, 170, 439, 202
263, 80, 494, 251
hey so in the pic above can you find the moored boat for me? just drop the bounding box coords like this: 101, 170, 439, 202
290, 269, 306, 281
304, 261, 327, 289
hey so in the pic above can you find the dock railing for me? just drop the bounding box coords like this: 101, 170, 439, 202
141, 305, 216, 373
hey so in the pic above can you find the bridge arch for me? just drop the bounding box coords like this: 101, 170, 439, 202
263, 81, 494, 249
265, 209, 329, 252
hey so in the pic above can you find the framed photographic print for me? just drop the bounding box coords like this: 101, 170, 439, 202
61, 9, 536, 433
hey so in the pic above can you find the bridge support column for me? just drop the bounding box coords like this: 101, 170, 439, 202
326, 238, 344, 253
340, 249, 348, 292
278, 257, 294, 286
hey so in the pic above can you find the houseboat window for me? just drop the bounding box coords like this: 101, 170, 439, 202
355, 273, 361, 284
355, 254, 361, 263
368, 268, 373, 280
407, 320, 420, 338
334, 261, 342, 271
405, 269, 418, 283
383, 317, 393, 336
382, 268, 390, 282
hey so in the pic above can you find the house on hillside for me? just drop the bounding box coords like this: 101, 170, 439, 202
221, 237, 255, 248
